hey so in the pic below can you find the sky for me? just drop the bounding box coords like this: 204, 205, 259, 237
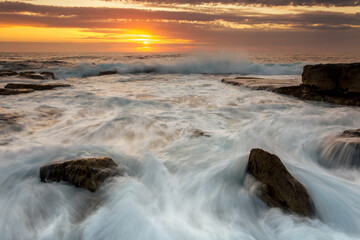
0, 0, 359, 52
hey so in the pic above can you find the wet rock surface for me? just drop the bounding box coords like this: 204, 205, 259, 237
4, 83, 72, 91
99, 70, 118, 76
19, 71, 45, 80
302, 63, 360, 93
0, 70, 18, 77
274, 84, 360, 107
0, 88, 34, 95
191, 129, 210, 138
40, 157, 123, 192
40, 72, 55, 80
0, 70, 55, 79
222, 63, 360, 107
320, 129, 360, 169
247, 148, 315, 217
221, 78, 300, 90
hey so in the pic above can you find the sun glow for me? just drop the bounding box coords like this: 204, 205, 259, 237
0, 26, 192, 52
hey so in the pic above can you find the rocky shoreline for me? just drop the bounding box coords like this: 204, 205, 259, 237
223, 63, 360, 107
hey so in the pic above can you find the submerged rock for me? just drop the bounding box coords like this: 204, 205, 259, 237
18, 71, 56, 80
0, 70, 18, 77
40, 71, 55, 80
221, 78, 300, 90
40, 157, 122, 192
191, 129, 210, 138
0, 88, 34, 95
302, 63, 360, 93
247, 148, 315, 217
19, 71, 45, 80
99, 70, 118, 76
5, 83, 72, 91
320, 129, 360, 169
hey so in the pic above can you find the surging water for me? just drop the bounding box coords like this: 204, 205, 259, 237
1, 53, 360, 240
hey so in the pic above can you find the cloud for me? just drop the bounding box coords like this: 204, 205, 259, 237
123, 0, 360, 6
1, 1, 359, 30
1, 1, 359, 52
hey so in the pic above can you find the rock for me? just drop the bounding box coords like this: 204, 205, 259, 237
221, 71, 360, 107
18, 71, 56, 80
19, 71, 45, 80
274, 84, 360, 107
0, 70, 18, 77
191, 129, 210, 138
40, 72, 55, 80
302, 63, 360, 93
342, 129, 360, 138
221, 78, 301, 90
0, 88, 34, 95
5, 83, 72, 91
40, 157, 122, 192
99, 70, 118, 76
247, 148, 315, 217
320, 129, 360, 169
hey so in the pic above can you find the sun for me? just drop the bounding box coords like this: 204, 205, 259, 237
143, 40, 149, 45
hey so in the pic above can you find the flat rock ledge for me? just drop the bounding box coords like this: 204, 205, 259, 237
0, 88, 34, 95
0, 70, 55, 80
5, 83, 72, 91
0, 83, 72, 95
247, 148, 315, 217
0, 70, 18, 77
222, 78, 300, 90
222, 63, 360, 107
99, 70, 118, 76
275, 84, 360, 107
40, 157, 122, 192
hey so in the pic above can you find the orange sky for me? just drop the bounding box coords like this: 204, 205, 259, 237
0, 0, 359, 52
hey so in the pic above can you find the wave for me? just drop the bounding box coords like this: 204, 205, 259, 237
52, 55, 304, 79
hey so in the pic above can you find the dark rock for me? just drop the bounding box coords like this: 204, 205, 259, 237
247, 148, 315, 217
302, 64, 339, 91
235, 76, 262, 80
5, 83, 72, 91
342, 129, 360, 138
302, 63, 360, 93
40, 157, 122, 192
191, 129, 210, 138
19, 71, 45, 80
40, 72, 55, 80
0, 70, 18, 77
0, 88, 34, 95
275, 84, 360, 107
221, 78, 301, 90
99, 70, 118, 76
320, 129, 360, 169
221, 72, 360, 106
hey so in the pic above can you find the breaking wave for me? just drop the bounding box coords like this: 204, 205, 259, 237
52, 55, 304, 79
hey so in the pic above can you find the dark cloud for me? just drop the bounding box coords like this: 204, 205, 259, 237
124, 0, 360, 6
1, 1, 360, 52
1, 1, 359, 30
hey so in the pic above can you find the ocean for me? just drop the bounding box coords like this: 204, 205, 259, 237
1, 52, 360, 240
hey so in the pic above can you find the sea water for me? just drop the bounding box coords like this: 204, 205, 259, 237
0, 52, 360, 240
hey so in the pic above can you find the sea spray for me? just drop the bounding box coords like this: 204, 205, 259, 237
50, 54, 304, 79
